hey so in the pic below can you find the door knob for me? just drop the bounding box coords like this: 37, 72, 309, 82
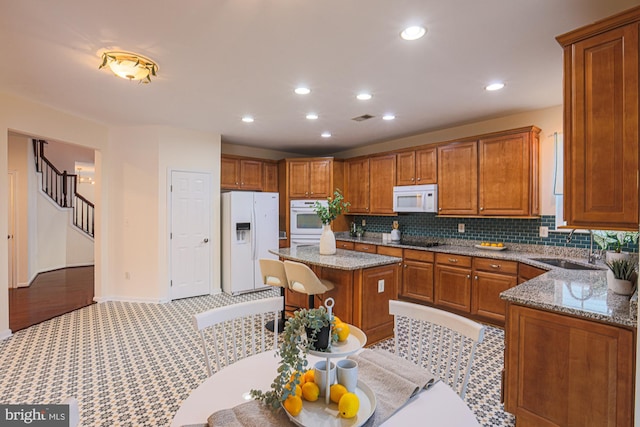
203, 238, 209, 243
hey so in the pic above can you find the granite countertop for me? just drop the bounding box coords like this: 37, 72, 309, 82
269, 245, 402, 271
333, 232, 637, 328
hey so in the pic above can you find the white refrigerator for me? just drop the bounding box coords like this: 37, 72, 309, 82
221, 191, 279, 295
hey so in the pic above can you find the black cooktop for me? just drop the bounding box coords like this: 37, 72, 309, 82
400, 241, 439, 248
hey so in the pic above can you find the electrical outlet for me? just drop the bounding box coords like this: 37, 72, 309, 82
539, 226, 549, 238
362, 219, 366, 227
458, 223, 465, 233
377, 279, 385, 293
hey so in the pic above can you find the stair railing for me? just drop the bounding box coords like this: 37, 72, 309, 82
33, 139, 95, 238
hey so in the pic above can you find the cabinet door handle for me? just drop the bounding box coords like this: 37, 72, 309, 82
310, 192, 314, 195
403, 264, 408, 268
490, 264, 500, 269
466, 275, 471, 279
417, 177, 421, 181
448, 258, 458, 263
411, 177, 415, 181
438, 208, 442, 211
480, 207, 484, 211
474, 275, 478, 280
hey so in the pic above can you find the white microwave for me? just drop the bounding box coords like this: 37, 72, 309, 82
393, 184, 437, 213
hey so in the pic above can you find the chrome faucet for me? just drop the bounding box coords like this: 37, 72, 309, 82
566, 229, 599, 264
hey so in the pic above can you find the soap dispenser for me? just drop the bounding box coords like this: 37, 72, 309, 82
391, 221, 401, 242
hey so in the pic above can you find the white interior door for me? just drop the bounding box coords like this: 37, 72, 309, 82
170, 171, 211, 300
7, 172, 16, 288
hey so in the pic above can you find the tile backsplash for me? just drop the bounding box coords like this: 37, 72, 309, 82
349, 214, 638, 253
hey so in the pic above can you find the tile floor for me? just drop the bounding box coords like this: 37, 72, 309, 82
0, 290, 515, 426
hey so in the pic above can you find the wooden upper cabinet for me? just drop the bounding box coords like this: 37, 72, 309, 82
479, 128, 539, 216
396, 147, 437, 186
557, 8, 640, 230
369, 154, 396, 214
309, 159, 332, 198
221, 156, 263, 190
345, 158, 370, 213
437, 141, 478, 215
263, 161, 278, 192
288, 159, 332, 198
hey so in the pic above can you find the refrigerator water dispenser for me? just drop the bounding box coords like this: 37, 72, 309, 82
235, 222, 251, 243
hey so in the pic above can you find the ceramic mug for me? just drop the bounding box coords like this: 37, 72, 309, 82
314, 360, 336, 395
337, 359, 358, 392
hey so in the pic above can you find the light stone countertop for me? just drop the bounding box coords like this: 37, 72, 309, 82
333, 232, 637, 328
269, 245, 402, 271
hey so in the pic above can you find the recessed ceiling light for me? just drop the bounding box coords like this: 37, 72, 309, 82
382, 114, 396, 121
356, 93, 372, 101
295, 87, 311, 95
485, 82, 505, 91
306, 113, 318, 120
400, 26, 426, 41
241, 116, 254, 123
321, 132, 332, 138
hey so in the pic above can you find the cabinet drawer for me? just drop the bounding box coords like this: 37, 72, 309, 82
518, 263, 547, 281
435, 253, 472, 268
336, 240, 355, 250
404, 248, 434, 263
354, 242, 377, 253
473, 257, 517, 275
377, 246, 403, 257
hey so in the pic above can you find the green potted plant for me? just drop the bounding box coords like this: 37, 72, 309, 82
593, 230, 639, 262
251, 306, 337, 410
605, 258, 637, 296
314, 189, 350, 255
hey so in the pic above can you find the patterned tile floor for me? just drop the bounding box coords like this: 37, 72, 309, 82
0, 290, 515, 426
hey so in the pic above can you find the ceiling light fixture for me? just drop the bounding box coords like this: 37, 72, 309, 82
356, 93, 372, 101
321, 132, 332, 138
382, 114, 396, 121
295, 87, 311, 95
400, 26, 426, 41
99, 51, 158, 83
306, 113, 318, 120
485, 82, 505, 91
241, 116, 254, 123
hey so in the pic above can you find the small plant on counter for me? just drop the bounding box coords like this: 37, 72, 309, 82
313, 189, 350, 225
605, 258, 637, 281
250, 306, 337, 410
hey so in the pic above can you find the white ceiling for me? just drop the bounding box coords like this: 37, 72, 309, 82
1, 0, 638, 155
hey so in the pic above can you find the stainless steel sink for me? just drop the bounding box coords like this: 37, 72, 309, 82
531, 258, 602, 270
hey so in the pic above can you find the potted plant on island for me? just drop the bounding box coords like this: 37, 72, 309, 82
314, 189, 350, 255
251, 306, 338, 411
593, 230, 639, 263
605, 257, 638, 296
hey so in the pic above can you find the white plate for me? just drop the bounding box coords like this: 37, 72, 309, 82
283, 380, 376, 427
309, 325, 367, 358
474, 244, 507, 251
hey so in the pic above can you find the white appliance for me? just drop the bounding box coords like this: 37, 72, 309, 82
289, 199, 328, 249
221, 191, 279, 295
393, 184, 438, 213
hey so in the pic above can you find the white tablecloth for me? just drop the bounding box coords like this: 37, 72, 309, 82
171, 351, 480, 427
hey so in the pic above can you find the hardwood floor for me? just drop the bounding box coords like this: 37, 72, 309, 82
8, 266, 95, 332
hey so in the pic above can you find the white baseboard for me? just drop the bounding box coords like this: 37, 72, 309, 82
94, 296, 168, 304
0, 329, 13, 341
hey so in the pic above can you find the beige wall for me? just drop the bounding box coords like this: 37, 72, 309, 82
7, 134, 29, 287
221, 141, 300, 160
331, 105, 563, 215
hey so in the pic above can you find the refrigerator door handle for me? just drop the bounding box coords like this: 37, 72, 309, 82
251, 200, 257, 261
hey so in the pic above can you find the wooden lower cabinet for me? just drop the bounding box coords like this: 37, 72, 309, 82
434, 253, 472, 313
518, 263, 547, 284
354, 242, 376, 253
471, 258, 518, 324
504, 304, 635, 427
401, 249, 435, 304
336, 240, 355, 250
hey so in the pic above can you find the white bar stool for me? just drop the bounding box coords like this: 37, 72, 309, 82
283, 260, 335, 310
259, 259, 289, 332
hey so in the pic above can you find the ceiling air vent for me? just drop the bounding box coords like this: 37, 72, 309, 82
351, 114, 375, 122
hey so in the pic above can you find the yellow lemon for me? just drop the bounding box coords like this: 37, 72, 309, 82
285, 382, 302, 397
338, 392, 360, 418
335, 322, 350, 342
301, 381, 320, 402
330, 383, 348, 404
303, 369, 315, 384
290, 371, 304, 385
333, 315, 342, 324
497, 242, 504, 247
283, 395, 303, 417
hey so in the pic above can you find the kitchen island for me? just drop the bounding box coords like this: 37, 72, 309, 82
270, 245, 402, 344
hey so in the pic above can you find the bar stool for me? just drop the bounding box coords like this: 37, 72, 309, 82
283, 260, 335, 310
259, 259, 288, 332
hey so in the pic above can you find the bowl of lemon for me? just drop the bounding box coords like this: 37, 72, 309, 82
474, 242, 507, 251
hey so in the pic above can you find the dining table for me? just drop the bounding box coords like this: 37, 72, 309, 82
171, 350, 481, 427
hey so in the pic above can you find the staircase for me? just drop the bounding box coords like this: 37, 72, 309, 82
32, 139, 95, 238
